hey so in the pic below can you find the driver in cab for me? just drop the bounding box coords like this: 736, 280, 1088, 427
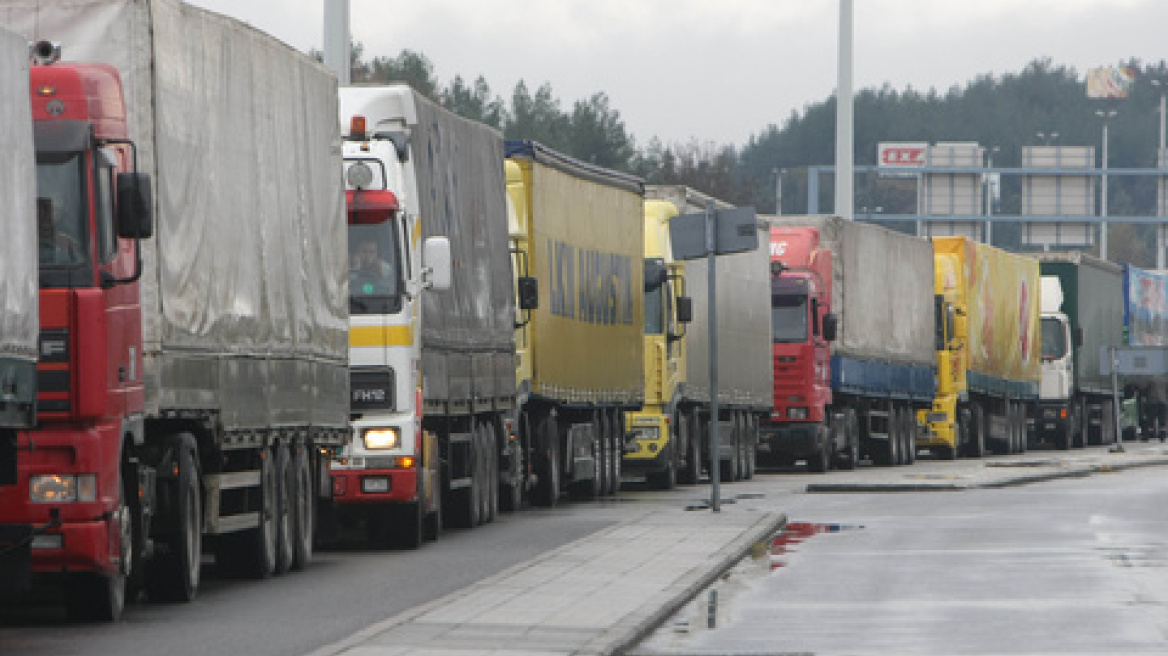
351, 239, 394, 294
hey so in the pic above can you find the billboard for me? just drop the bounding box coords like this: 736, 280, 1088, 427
1086, 66, 1136, 99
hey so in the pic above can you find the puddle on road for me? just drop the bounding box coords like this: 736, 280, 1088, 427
766, 521, 864, 570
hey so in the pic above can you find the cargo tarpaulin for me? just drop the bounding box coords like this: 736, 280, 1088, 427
0, 0, 349, 430
0, 26, 36, 365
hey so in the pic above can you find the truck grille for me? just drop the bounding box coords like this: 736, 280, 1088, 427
350, 369, 394, 412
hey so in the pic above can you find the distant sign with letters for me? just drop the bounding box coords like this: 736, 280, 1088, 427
878, 142, 928, 178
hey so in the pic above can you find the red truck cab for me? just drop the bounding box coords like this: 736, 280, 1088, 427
0, 42, 152, 620
758, 226, 837, 470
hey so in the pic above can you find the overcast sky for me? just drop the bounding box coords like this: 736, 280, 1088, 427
187, 0, 1168, 148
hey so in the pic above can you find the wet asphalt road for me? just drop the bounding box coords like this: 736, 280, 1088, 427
634, 461, 1168, 656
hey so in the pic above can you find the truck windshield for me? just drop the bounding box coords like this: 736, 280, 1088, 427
348, 223, 402, 315
36, 152, 90, 274
772, 294, 809, 343
1041, 317, 1068, 361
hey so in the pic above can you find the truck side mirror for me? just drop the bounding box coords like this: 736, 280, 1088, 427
822, 313, 838, 342
116, 172, 153, 239
422, 236, 451, 291
676, 296, 693, 324
517, 276, 539, 310
644, 259, 667, 290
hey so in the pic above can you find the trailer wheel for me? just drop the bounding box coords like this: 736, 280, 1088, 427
569, 414, 602, 500
838, 409, 860, 470
273, 443, 294, 575
678, 411, 701, 484
500, 416, 525, 512
965, 404, 986, 458
720, 417, 741, 479
148, 434, 202, 599
903, 407, 918, 465
609, 410, 624, 494
484, 421, 499, 523
222, 445, 277, 578
290, 446, 314, 569
1074, 400, 1089, 448
531, 412, 560, 507
743, 414, 758, 480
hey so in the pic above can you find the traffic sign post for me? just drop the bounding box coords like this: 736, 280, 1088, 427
669, 202, 759, 512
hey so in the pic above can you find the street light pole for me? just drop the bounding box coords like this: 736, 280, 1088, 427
1154, 80, 1167, 269
774, 168, 784, 215
1096, 109, 1117, 260
985, 146, 999, 245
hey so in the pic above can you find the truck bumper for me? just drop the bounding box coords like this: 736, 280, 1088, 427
623, 413, 671, 474
330, 468, 418, 505
1032, 403, 1071, 442
758, 422, 819, 459
0, 516, 116, 587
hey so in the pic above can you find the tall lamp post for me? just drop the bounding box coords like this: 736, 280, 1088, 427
985, 145, 1000, 244
1096, 109, 1118, 260
1153, 80, 1167, 269
774, 167, 785, 215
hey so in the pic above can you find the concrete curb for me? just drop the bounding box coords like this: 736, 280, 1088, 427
805, 454, 1168, 493
596, 511, 788, 656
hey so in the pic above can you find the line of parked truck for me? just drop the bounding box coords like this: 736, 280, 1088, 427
3, 0, 1168, 626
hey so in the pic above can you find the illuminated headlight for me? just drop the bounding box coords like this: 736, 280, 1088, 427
30, 474, 96, 503
363, 428, 400, 450
361, 476, 391, 493
787, 407, 809, 420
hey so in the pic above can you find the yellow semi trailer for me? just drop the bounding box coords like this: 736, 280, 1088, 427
918, 237, 1041, 459
505, 141, 644, 505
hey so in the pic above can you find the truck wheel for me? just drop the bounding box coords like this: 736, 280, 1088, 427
903, 407, 917, 465
485, 421, 499, 522
273, 444, 294, 575
743, 414, 758, 480
608, 410, 624, 495
396, 502, 424, 549
66, 571, 125, 622
147, 435, 202, 599
719, 419, 740, 480
290, 446, 314, 570
568, 421, 602, 501
596, 413, 612, 495
424, 477, 443, 541
500, 416, 524, 512
966, 405, 986, 458
222, 445, 276, 578
678, 411, 701, 484
531, 413, 560, 507
837, 409, 860, 470
647, 441, 677, 490
806, 424, 830, 473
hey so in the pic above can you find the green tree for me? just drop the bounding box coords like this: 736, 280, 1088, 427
504, 81, 570, 150
443, 75, 507, 130
564, 92, 636, 170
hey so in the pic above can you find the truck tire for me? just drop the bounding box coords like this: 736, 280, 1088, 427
678, 411, 701, 485
485, 421, 499, 522
290, 445, 314, 570
647, 441, 677, 490
836, 409, 860, 470
597, 413, 612, 495
221, 445, 276, 578
500, 416, 525, 512
607, 410, 624, 495
531, 412, 560, 507
273, 443, 294, 575
965, 404, 986, 458
903, 407, 917, 465
719, 419, 741, 480
568, 418, 602, 500
396, 502, 425, 549
66, 447, 135, 620
148, 434, 202, 599
743, 414, 758, 480
806, 424, 830, 473
1074, 400, 1089, 448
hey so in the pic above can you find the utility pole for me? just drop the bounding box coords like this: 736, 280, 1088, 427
1096, 109, 1117, 259
834, 0, 854, 220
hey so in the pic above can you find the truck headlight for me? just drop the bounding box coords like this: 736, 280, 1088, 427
363, 428, 400, 450
30, 474, 96, 503
787, 407, 808, 420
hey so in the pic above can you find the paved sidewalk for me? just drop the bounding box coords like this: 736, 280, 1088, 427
806, 443, 1168, 492
306, 506, 785, 656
